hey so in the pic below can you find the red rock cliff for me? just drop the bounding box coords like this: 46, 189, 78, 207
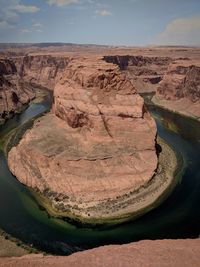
0, 58, 35, 123
103, 55, 171, 93
15, 55, 70, 90
157, 61, 200, 102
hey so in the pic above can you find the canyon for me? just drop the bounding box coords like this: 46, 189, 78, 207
0, 58, 35, 124
2, 46, 200, 221
0, 45, 200, 265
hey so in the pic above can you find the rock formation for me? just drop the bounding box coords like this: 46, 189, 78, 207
14, 55, 70, 90
157, 61, 200, 101
0, 58, 35, 124
1, 239, 200, 267
1, 45, 200, 265
153, 60, 200, 118
8, 56, 160, 222
103, 55, 171, 93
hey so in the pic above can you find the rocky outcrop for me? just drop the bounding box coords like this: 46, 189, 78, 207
103, 55, 171, 93
157, 62, 200, 102
153, 61, 200, 118
14, 55, 70, 90
1, 239, 200, 267
0, 58, 35, 124
0, 54, 72, 123
104, 55, 171, 70
8, 56, 159, 223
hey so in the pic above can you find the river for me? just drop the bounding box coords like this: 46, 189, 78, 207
0, 91, 200, 255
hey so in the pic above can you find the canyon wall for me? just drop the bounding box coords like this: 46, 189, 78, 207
0, 58, 35, 123
157, 61, 200, 102
0, 54, 71, 124
103, 55, 200, 118
15, 55, 70, 90
153, 60, 200, 118
103, 55, 171, 93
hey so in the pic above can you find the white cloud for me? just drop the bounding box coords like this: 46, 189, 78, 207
20, 28, 31, 34
0, 1, 40, 31
32, 22, 43, 28
13, 4, 40, 13
19, 21, 44, 34
35, 29, 43, 32
155, 16, 200, 46
20, 26, 43, 34
47, 0, 79, 7
96, 9, 112, 16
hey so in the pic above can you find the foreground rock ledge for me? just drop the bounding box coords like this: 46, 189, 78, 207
8, 56, 160, 222
1, 239, 200, 267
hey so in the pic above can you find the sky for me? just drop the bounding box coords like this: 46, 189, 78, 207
0, 0, 200, 46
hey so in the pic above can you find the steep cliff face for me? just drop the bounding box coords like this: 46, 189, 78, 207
157, 62, 200, 102
0, 58, 35, 123
103, 55, 171, 93
54, 57, 143, 123
8, 56, 158, 222
153, 61, 200, 118
15, 55, 70, 90
104, 55, 171, 70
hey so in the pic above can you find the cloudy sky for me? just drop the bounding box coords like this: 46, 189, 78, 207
0, 0, 200, 45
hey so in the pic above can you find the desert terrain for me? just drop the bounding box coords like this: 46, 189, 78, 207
0, 44, 200, 265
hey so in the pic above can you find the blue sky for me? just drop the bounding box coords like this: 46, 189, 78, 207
0, 0, 200, 45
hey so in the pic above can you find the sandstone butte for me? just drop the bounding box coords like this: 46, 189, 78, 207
1, 239, 200, 267
8, 55, 161, 222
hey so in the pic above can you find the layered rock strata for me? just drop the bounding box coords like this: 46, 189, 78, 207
14, 55, 70, 90
8, 56, 159, 222
0, 58, 35, 124
103, 55, 171, 93
153, 60, 200, 118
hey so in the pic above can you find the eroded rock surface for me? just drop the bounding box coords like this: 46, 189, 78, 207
154, 60, 200, 118
104, 55, 171, 93
8, 56, 158, 221
1, 239, 200, 267
0, 58, 35, 123
15, 55, 70, 90
103, 54, 200, 118
157, 61, 200, 102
